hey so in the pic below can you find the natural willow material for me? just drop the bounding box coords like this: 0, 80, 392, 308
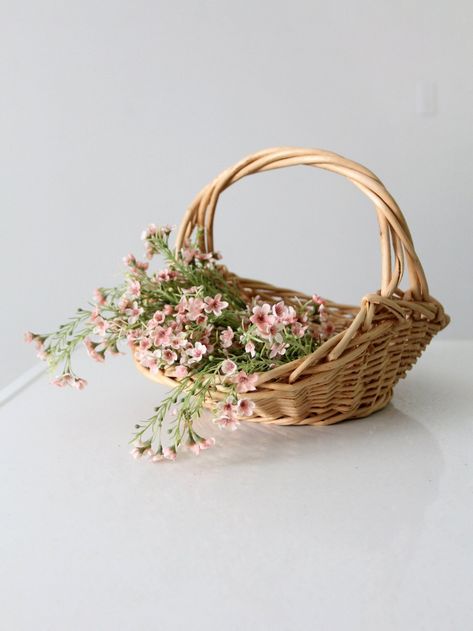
138, 147, 449, 426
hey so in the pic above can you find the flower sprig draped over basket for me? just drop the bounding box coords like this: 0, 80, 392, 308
27, 225, 334, 461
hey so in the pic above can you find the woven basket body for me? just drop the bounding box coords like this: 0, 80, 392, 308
135, 147, 449, 426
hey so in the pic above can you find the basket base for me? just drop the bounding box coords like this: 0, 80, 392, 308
236, 389, 393, 426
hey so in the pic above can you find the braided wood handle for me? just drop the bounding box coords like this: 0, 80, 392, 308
176, 147, 429, 301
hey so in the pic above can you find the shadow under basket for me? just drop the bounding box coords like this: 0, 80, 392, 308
134, 147, 450, 426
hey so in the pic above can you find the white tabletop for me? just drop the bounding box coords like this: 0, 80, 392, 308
1, 340, 472, 631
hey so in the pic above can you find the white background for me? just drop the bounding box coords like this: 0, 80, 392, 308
1, 0, 472, 389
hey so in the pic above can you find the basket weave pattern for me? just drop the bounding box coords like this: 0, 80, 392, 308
136, 148, 449, 426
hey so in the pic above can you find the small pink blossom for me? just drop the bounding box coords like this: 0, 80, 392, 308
153, 326, 172, 347
260, 321, 281, 340
291, 322, 308, 337
163, 304, 174, 316
269, 342, 289, 358
123, 253, 136, 267
140, 352, 159, 373
130, 447, 143, 460
232, 371, 258, 393
187, 341, 207, 364
181, 245, 198, 263
323, 321, 335, 336
214, 415, 240, 431
170, 333, 187, 349
93, 288, 106, 306
139, 338, 151, 351
272, 301, 287, 320
161, 348, 177, 365
71, 377, 88, 390
158, 268, 178, 282
24, 331, 34, 343
250, 304, 273, 329
175, 365, 189, 378
186, 297, 204, 321
199, 436, 215, 450
163, 446, 177, 461
237, 398, 255, 417
125, 302, 144, 325
141, 223, 158, 240
51, 374, 72, 387
218, 396, 237, 417
93, 316, 110, 336
221, 359, 237, 375
204, 293, 229, 317
281, 306, 297, 325
84, 338, 105, 363
245, 341, 256, 357
118, 296, 130, 312
220, 326, 234, 349
312, 294, 325, 305
135, 260, 149, 271
128, 280, 141, 298
152, 311, 165, 325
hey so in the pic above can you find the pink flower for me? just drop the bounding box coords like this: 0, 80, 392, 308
281, 306, 297, 325
118, 296, 129, 312
161, 348, 177, 365
130, 447, 143, 460
237, 398, 255, 417
123, 253, 136, 267
128, 280, 141, 298
291, 322, 307, 337
312, 294, 325, 305
323, 321, 335, 337
158, 268, 178, 282
199, 436, 215, 450
221, 359, 237, 375
204, 293, 229, 316
125, 302, 144, 325
214, 416, 240, 431
163, 304, 174, 316
140, 352, 159, 373
84, 338, 105, 363
175, 365, 189, 378
51, 374, 72, 387
232, 371, 258, 393
153, 326, 172, 347
135, 260, 149, 271
260, 321, 281, 340
71, 377, 88, 390
218, 396, 237, 417
181, 244, 198, 263
163, 446, 177, 461
141, 224, 158, 240
269, 342, 289, 358
244, 341, 256, 357
139, 338, 151, 351
170, 333, 187, 349
24, 331, 34, 343
187, 341, 207, 364
250, 304, 273, 330
272, 301, 287, 320
220, 326, 234, 349
186, 297, 204, 321
93, 288, 106, 306
93, 316, 110, 336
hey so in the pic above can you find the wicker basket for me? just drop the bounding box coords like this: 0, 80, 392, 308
135, 147, 449, 426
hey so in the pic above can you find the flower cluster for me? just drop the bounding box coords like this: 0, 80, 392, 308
27, 225, 333, 461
